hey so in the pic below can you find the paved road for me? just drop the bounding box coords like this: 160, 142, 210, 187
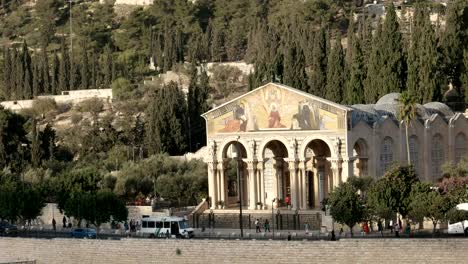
2, 225, 466, 241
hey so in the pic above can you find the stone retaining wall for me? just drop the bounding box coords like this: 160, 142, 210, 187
1, 237, 467, 263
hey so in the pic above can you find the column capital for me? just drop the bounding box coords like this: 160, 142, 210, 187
256, 161, 264, 170
286, 158, 298, 170
207, 160, 219, 170
244, 159, 258, 171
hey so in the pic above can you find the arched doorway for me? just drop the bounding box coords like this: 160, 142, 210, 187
222, 142, 248, 208
304, 139, 332, 209
353, 139, 369, 177
262, 140, 289, 208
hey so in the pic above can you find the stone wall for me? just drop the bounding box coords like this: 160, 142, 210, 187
37, 203, 157, 228
1, 237, 467, 264
0, 89, 112, 112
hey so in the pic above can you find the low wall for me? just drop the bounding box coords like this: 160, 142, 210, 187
0, 89, 112, 112
37, 204, 157, 228
1, 237, 467, 263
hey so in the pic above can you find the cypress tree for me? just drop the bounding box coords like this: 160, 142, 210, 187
103, 45, 113, 87
41, 47, 50, 94
51, 51, 59, 95
379, 3, 405, 94
175, 28, 184, 63
3, 49, 12, 99
211, 23, 226, 62
90, 50, 97, 89
283, 43, 308, 91
22, 42, 33, 99
59, 39, 69, 93
463, 50, 468, 103
325, 33, 345, 103
364, 22, 383, 103
203, 20, 212, 62
439, 1, 465, 93
346, 16, 355, 67
70, 53, 77, 90
32, 59, 39, 97
11, 48, 19, 99
163, 24, 175, 72
308, 27, 327, 97
345, 35, 365, 105
145, 82, 187, 155
80, 45, 89, 89
31, 118, 41, 168
406, 5, 438, 103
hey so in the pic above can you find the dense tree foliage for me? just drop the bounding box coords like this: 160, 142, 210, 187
328, 182, 366, 237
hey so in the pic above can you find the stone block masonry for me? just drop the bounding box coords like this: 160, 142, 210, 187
1, 237, 467, 264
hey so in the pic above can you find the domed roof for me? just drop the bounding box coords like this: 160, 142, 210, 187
423, 102, 454, 117
376, 93, 401, 105
443, 88, 460, 102
350, 104, 379, 125
374, 103, 399, 117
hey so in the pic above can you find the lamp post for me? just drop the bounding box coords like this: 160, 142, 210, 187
235, 140, 243, 238
272, 198, 276, 238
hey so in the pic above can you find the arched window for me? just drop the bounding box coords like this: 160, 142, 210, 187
409, 136, 420, 176
431, 134, 444, 180
455, 133, 467, 163
380, 137, 394, 176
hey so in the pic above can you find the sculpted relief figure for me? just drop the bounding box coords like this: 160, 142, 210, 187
290, 138, 298, 158
208, 140, 217, 159
334, 137, 341, 157
249, 139, 256, 158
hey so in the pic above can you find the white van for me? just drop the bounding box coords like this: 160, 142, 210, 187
140, 216, 194, 238
447, 203, 468, 235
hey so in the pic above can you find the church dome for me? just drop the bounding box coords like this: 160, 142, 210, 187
443, 88, 460, 103
423, 102, 454, 117
376, 93, 401, 105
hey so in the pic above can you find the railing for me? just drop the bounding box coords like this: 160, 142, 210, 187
1, 261, 36, 264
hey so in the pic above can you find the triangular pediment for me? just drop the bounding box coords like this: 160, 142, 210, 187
203, 83, 350, 136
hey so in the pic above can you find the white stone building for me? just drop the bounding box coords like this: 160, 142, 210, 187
202, 83, 468, 211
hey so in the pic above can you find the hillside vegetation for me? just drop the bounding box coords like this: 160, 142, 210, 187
0, 0, 466, 215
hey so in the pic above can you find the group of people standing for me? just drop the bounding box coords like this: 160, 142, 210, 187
254, 219, 271, 233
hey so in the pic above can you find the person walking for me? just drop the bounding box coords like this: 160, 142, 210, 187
62, 216, 67, 228
378, 220, 383, 237
264, 219, 270, 232
52, 218, 56, 231
255, 219, 261, 233
389, 219, 394, 233
394, 221, 400, 238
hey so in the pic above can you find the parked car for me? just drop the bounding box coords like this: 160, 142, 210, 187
71, 228, 97, 239
0, 221, 18, 236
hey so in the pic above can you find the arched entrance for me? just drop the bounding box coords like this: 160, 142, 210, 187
222, 142, 248, 208
353, 139, 369, 177
262, 140, 289, 208
304, 139, 332, 209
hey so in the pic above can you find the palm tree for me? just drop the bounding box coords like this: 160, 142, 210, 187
398, 91, 417, 165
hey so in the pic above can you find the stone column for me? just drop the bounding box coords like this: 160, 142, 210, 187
287, 159, 299, 210
207, 161, 218, 209
273, 158, 282, 201
217, 161, 227, 208
299, 160, 307, 209
257, 161, 265, 209
247, 160, 258, 210
448, 118, 455, 162
312, 161, 320, 208
341, 158, 354, 183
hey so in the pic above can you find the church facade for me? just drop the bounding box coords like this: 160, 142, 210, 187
202, 83, 468, 211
